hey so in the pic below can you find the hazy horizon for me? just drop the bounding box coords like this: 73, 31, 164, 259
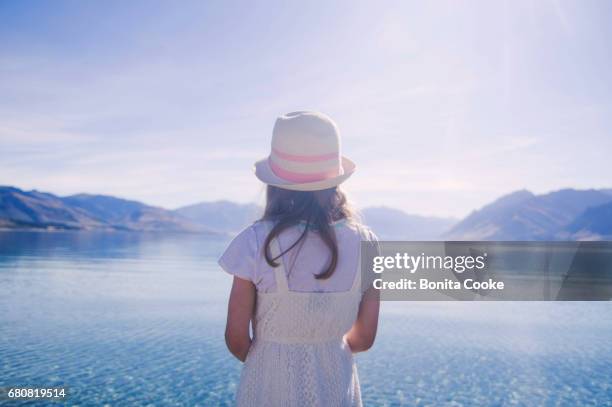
2, 0, 612, 218
6, 183, 612, 225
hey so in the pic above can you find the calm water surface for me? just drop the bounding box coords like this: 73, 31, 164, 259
0, 231, 610, 406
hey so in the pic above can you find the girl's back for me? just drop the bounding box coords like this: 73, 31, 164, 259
220, 219, 374, 406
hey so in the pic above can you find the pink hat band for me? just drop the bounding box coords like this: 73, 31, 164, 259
269, 148, 343, 183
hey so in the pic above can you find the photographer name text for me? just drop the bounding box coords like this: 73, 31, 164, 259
371, 252, 505, 291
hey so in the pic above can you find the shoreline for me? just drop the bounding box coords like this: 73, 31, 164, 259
0, 227, 226, 236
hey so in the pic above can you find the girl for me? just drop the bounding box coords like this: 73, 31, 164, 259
219, 111, 380, 406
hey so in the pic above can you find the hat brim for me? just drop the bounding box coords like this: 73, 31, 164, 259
254, 156, 356, 191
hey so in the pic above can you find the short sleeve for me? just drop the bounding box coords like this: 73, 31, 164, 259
359, 224, 381, 255
358, 224, 381, 293
218, 225, 259, 283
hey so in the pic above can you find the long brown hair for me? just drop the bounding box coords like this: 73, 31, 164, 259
262, 185, 357, 279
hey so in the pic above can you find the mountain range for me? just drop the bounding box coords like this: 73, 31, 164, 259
175, 201, 261, 234
360, 207, 456, 240
1, 185, 611, 240
0, 186, 203, 233
444, 188, 612, 240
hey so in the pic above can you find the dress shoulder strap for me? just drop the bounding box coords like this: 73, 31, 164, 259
264, 221, 289, 293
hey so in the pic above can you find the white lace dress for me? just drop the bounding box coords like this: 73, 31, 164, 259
235, 228, 364, 407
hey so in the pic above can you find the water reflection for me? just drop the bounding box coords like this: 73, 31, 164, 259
0, 232, 610, 406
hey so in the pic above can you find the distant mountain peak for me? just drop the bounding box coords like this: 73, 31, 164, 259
360, 207, 457, 240
174, 201, 262, 234
487, 189, 535, 207
445, 188, 612, 240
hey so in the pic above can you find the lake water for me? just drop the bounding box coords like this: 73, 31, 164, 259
0, 231, 611, 406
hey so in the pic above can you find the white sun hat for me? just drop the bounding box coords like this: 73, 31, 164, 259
254, 111, 356, 191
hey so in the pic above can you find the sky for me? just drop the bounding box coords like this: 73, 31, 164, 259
1, 0, 611, 218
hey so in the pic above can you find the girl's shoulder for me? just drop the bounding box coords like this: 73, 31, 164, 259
339, 219, 378, 241
230, 220, 272, 248
249, 219, 273, 239
218, 222, 263, 283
